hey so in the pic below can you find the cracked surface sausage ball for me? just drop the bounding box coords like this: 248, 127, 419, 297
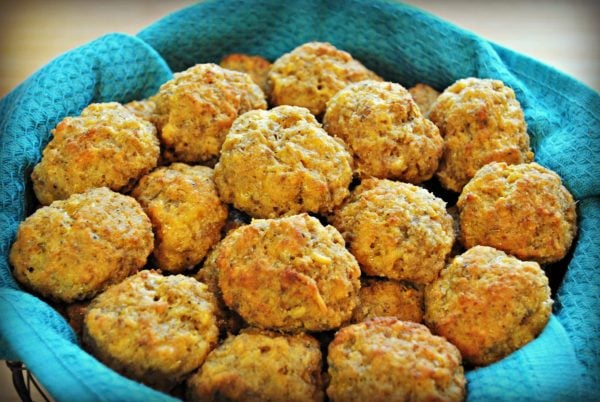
31, 102, 159, 205
457, 162, 577, 264
220, 53, 272, 95
83, 270, 219, 391
214, 213, 361, 332
424, 246, 553, 366
153, 63, 266, 163
187, 329, 324, 402
132, 163, 227, 273
214, 106, 354, 218
268, 42, 381, 116
330, 178, 454, 285
428, 78, 534, 192
408, 83, 440, 115
327, 317, 466, 402
324, 80, 443, 182
10, 187, 153, 302
352, 278, 423, 323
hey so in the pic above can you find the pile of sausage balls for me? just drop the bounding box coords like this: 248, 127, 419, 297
10, 42, 576, 401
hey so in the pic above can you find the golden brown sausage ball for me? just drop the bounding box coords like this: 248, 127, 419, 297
323, 80, 443, 182
9, 187, 153, 302
187, 329, 324, 402
196, 247, 246, 336
352, 278, 423, 323
153, 63, 267, 163
327, 317, 466, 402
131, 163, 227, 273
214, 106, 354, 218
458, 162, 577, 264
268, 42, 381, 115
330, 179, 454, 285
83, 270, 219, 391
215, 213, 361, 332
220, 53, 272, 95
424, 246, 553, 366
31, 102, 159, 205
408, 83, 440, 115
428, 78, 534, 192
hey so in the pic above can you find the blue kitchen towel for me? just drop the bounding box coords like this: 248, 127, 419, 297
0, 33, 177, 401
1, 0, 599, 401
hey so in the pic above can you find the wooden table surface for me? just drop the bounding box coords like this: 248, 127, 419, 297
0, 1, 598, 401
0, 0, 598, 98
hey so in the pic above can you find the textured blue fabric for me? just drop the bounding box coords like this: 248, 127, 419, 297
0, 33, 176, 401
1, 1, 599, 401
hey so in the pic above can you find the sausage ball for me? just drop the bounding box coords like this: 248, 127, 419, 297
214, 106, 354, 218
214, 213, 361, 332
352, 278, 423, 323
458, 162, 577, 264
83, 270, 219, 391
187, 329, 324, 402
153, 63, 267, 163
327, 317, 466, 402
268, 42, 381, 116
424, 246, 553, 366
10, 187, 153, 302
220, 53, 272, 95
408, 83, 440, 115
131, 163, 227, 273
323, 80, 443, 182
31, 102, 159, 205
330, 179, 454, 285
428, 78, 534, 192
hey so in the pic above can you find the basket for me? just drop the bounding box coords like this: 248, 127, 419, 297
1, 1, 599, 401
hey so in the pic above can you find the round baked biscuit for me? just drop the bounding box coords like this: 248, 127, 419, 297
327, 317, 466, 402
132, 163, 227, 273
330, 178, 454, 285
352, 278, 423, 323
428, 77, 534, 192
220, 53, 272, 95
154, 63, 267, 163
83, 270, 219, 391
215, 213, 361, 332
196, 247, 246, 335
31, 102, 159, 205
323, 80, 443, 182
187, 329, 324, 402
9, 187, 153, 302
408, 83, 440, 115
214, 106, 353, 218
424, 246, 553, 366
457, 162, 577, 264
268, 42, 381, 116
